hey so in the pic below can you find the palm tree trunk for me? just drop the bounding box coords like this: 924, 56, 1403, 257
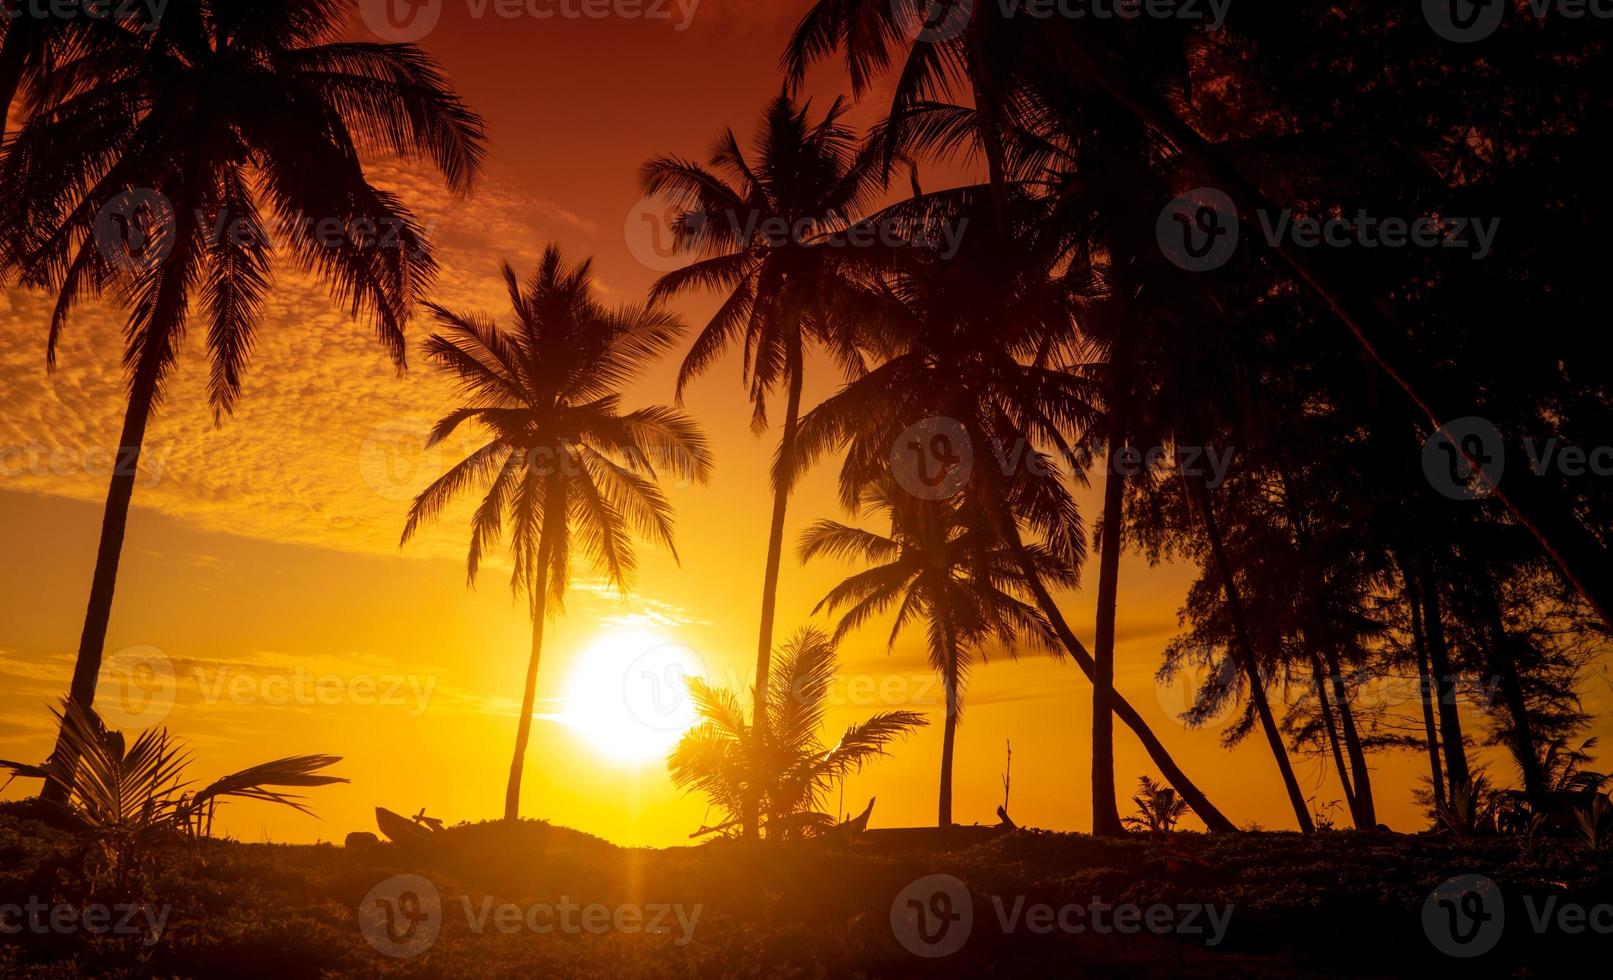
939, 684, 957, 828
1406, 565, 1446, 807
1089, 451, 1126, 836
505, 511, 557, 823
1419, 559, 1470, 794
42, 187, 199, 805
1062, 40, 1613, 633
1484, 586, 1546, 808
1191, 475, 1315, 832
1308, 653, 1358, 824
746, 342, 805, 838
975, 476, 1236, 832
1322, 646, 1376, 827
937, 604, 961, 828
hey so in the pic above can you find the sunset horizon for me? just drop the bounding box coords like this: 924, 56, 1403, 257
3, 1, 1610, 976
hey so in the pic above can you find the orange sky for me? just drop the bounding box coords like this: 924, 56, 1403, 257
2, 2, 1600, 845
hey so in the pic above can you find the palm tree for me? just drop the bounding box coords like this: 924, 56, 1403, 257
639, 94, 880, 835
801, 484, 1073, 827
792, 194, 1238, 831
0, 0, 485, 803
1122, 775, 1188, 835
669, 627, 926, 840
402, 247, 713, 823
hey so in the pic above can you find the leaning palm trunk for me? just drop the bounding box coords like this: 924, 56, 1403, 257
748, 345, 805, 839
1059, 37, 1613, 633
44, 191, 201, 805
1418, 557, 1470, 796
1308, 653, 1359, 824
1405, 566, 1446, 808
937, 610, 962, 828
1322, 645, 1376, 826
975, 468, 1236, 832
1089, 454, 1127, 836
1191, 474, 1314, 832
1484, 595, 1547, 809
506, 495, 558, 823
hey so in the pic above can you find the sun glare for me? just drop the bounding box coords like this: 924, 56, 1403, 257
563, 631, 707, 764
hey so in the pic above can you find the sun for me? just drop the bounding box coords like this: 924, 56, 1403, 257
562, 630, 707, 764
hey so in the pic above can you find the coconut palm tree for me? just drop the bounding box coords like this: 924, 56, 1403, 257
800, 483, 1074, 826
792, 193, 1238, 831
0, 0, 485, 803
639, 94, 881, 835
402, 247, 713, 823
668, 626, 926, 840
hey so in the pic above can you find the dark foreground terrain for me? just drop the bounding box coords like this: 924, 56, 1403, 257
2, 810, 1608, 977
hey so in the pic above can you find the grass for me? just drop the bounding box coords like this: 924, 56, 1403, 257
2, 805, 1609, 977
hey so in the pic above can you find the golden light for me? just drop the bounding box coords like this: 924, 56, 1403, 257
562, 630, 708, 764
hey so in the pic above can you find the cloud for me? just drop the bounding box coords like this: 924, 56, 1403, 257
0, 161, 584, 566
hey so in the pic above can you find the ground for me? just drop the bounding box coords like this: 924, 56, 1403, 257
1, 808, 1607, 977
